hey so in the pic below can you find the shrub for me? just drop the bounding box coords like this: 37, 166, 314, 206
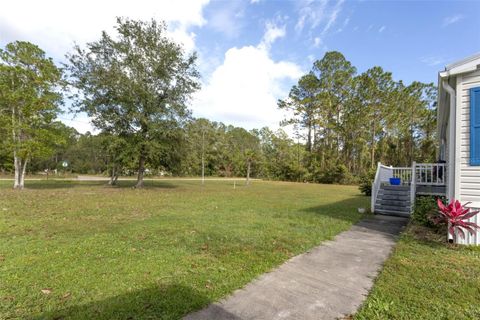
319, 164, 356, 184
358, 169, 376, 196
305, 163, 356, 185
412, 196, 443, 228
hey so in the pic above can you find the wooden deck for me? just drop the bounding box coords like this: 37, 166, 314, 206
372, 162, 447, 215
416, 185, 446, 196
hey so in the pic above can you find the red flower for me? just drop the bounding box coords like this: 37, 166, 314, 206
437, 199, 480, 239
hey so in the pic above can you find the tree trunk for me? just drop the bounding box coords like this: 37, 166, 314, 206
312, 125, 316, 151
21, 159, 27, 188
371, 121, 376, 168
13, 152, 20, 189
135, 151, 146, 188
13, 153, 27, 190
246, 160, 251, 186
307, 122, 312, 152
336, 107, 340, 160
109, 165, 119, 186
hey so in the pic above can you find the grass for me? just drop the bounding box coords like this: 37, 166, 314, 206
0, 179, 368, 319
355, 225, 480, 320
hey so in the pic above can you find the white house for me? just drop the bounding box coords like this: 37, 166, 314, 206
371, 53, 480, 245
438, 53, 480, 245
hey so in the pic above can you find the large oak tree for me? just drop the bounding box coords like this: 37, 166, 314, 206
67, 18, 200, 187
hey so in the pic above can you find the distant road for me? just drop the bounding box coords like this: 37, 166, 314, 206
76, 176, 257, 181
0, 176, 258, 181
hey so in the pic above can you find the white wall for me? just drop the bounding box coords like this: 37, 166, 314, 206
455, 69, 480, 244
454, 207, 480, 245
446, 121, 450, 199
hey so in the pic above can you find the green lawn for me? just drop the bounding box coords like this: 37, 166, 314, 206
355, 225, 480, 320
0, 179, 368, 319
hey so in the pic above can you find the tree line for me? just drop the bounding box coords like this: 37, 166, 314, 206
278, 51, 437, 182
0, 18, 437, 189
0, 120, 304, 184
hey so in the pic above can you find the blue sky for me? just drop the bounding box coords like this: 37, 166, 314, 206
195, 0, 480, 83
1, 0, 479, 133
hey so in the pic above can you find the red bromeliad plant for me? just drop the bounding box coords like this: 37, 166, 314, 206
436, 199, 480, 242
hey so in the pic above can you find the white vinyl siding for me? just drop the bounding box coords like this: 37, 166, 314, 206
454, 208, 480, 245
455, 69, 480, 245
445, 122, 451, 199
458, 69, 480, 202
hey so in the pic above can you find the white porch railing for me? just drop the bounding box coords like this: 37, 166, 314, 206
392, 167, 412, 185
371, 161, 445, 213
371, 162, 393, 213
415, 163, 446, 186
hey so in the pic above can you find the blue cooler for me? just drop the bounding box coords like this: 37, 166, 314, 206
389, 177, 401, 185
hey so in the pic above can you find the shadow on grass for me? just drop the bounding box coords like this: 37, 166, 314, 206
14, 180, 179, 190
302, 195, 408, 237
301, 194, 368, 223
110, 180, 178, 190
24, 181, 105, 189
31, 283, 225, 320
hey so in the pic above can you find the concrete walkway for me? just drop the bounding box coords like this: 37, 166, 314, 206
184, 215, 407, 320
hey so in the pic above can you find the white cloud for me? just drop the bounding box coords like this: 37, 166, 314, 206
192, 23, 302, 130
378, 25, 386, 33
0, 0, 210, 133
443, 14, 464, 27
0, 0, 210, 60
294, 0, 345, 52
335, 17, 350, 33
420, 55, 448, 67
168, 27, 198, 53
321, 0, 345, 36
208, 1, 246, 38
58, 114, 98, 134
295, 0, 345, 34
259, 22, 286, 50
295, 0, 327, 32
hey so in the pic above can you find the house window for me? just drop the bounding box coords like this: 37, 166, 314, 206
471, 87, 480, 166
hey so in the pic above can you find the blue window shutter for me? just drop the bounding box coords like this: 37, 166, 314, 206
471, 87, 480, 166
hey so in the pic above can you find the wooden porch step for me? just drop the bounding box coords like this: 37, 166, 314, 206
375, 204, 411, 213
376, 199, 411, 206
380, 185, 410, 191
375, 209, 411, 218
377, 194, 410, 201
378, 190, 410, 197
